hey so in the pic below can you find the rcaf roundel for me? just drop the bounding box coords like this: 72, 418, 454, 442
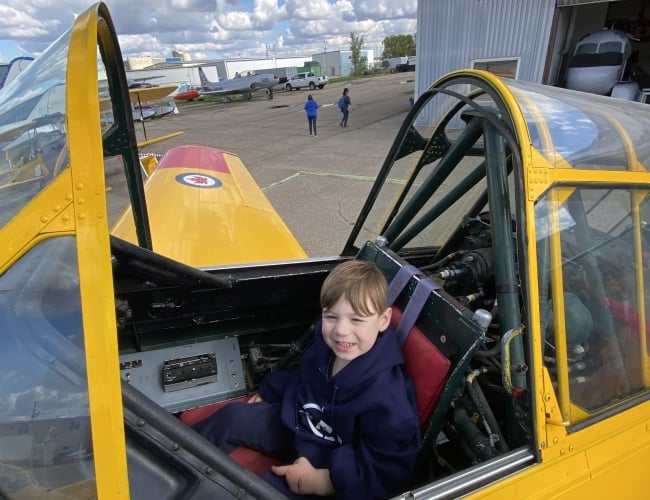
175, 173, 223, 188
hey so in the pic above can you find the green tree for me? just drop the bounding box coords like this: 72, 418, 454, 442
349, 31, 367, 77
382, 34, 416, 59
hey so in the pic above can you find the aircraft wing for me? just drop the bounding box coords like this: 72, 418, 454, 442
131, 75, 165, 82
198, 82, 249, 96
198, 88, 239, 96
111, 145, 307, 266
128, 85, 178, 103
101, 85, 178, 111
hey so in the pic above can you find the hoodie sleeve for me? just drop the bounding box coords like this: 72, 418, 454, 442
260, 329, 322, 403
328, 372, 420, 499
258, 369, 293, 403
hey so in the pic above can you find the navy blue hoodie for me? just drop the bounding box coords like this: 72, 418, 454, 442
259, 323, 420, 499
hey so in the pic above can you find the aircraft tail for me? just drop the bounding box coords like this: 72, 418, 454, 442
198, 67, 210, 86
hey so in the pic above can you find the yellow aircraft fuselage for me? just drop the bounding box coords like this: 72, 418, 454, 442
0, 3, 649, 499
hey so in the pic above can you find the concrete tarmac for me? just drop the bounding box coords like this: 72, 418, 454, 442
136, 72, 416, 257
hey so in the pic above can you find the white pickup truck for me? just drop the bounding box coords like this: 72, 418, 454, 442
285, 72, 328, 91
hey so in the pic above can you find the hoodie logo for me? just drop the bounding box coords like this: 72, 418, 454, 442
299, 403, 341, 444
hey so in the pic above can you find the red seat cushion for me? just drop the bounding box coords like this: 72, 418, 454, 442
391, 307, 451, 427
229, 447, 284, 475
180, 397, 243, 426
181, 396, 285, 474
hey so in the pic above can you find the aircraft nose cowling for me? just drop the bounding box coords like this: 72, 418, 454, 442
278, 76, 287, 84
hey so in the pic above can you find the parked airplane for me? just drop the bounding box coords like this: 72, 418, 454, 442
132, 102, 176, 121
129, 86, 176, 121
172, 84, 202, 101
564, 28, 640, 100
126, 85, 179, 138
197, 66, 279, 101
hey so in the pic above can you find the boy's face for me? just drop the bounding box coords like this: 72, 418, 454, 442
321, 295, 391, 367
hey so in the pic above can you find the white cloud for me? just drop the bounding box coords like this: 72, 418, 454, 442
355, 0, 417, 20
0, 0, 417, 62
217, 11, 254, 30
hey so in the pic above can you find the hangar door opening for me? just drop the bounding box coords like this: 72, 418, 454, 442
545, 0, 650, 100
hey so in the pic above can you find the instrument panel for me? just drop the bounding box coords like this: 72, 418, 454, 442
119, 338, 246, 413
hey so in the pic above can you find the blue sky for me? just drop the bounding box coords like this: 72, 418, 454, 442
0, 0, 417, 63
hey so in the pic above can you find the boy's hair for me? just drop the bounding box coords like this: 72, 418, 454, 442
320, 260, 388, 316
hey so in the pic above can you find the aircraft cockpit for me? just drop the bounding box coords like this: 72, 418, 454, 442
1, 3, 650, 498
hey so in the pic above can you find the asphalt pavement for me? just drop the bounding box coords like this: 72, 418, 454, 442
136, 72, 416, 256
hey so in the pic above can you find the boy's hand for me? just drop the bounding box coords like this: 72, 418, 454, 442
271, 457, 335, 496
248, 394, 263, 403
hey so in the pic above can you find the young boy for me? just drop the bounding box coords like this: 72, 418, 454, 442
193, 260, 420, 499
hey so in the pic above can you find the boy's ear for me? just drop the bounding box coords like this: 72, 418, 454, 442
378, 307, 392, 332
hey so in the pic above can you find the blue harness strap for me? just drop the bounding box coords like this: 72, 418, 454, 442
395, 278, 441, 345
387, 264, 441, 346
387, 264, 421, 305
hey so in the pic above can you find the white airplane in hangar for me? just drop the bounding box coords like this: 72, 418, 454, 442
564, 28, 643, 102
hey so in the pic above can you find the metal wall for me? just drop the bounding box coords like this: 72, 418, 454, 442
222, 57, 312, 80
416, 0, 556, 121
312, 52, 343, 77
312, 50, 374, 77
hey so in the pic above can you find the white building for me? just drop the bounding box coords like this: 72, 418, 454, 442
311, 50, 375, 77
125, 56, 314, 87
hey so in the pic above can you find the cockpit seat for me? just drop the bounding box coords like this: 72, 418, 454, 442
357, 241, 485, 473
390, 307, 450, 427
182, 241, 484, 478
180, 396, 284, 475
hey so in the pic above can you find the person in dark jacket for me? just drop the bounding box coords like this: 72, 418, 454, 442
304, 94, 319, 136
193, 260, 420, 499
339, 88, 351, 127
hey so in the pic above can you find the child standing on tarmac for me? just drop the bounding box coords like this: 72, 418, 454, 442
304, 94, 319, 136
193, 260, 421, 499
339, 88, 351, 127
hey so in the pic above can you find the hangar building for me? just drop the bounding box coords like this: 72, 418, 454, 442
415, 0, 650, 119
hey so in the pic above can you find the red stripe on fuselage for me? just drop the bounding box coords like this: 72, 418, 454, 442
156, 145, 232, 174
